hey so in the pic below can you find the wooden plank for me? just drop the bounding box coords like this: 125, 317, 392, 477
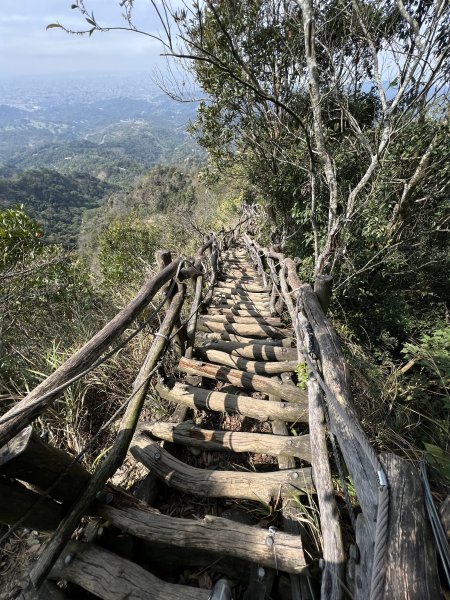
0, 257, 184, 447
0, 426, 90, 505
99, 503, 307, 574
195, 348, 297, 375
49, 541, 209, 600
197, 320, 290, 339
155, 382, 309, 422
178, 358, 307, 403
131, 432, 313, 502
146, 421, 311, 461
202, 340, 298, 361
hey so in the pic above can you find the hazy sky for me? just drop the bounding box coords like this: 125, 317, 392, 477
1, 0, 169, 78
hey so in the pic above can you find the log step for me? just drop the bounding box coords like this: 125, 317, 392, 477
203, 332, 295, 346
215, 284, 270, 293
199, 314, 282, 326
50, 541, 209, 600
197, 320, 289, 339
203, 340, 298, 361
208, 307, 273, 318
99, 500, 308, 574
145, 421, 311, 461
194, 348, 297, 375
130, 432, 313, 502
155, 382, 308, 422
178, 358, 307, 403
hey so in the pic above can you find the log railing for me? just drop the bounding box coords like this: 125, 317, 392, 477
0, 232, 222, 590
242, 233, 440, 600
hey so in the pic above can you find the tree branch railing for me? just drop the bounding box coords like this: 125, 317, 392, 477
0, 232, 222, 594
242, 233, 440, 600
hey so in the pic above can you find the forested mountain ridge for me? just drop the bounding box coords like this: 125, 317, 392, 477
0, 169, 113, 246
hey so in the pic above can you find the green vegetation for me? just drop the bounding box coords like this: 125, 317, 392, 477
0, 168, 112, 246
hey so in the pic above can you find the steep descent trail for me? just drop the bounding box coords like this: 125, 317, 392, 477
44, 243, 314, 599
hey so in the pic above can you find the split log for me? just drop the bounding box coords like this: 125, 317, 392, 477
99, 503, 307, 574
49, 541, 209, 600
0, 257, 184, 447
203, 332, 294, 347
201, 314, 281, 326
194, 348, 297, 375
178, 358, 307, 403
0, 476, 64, 530
208, 307, 273, 318
131, 432, 313, 502
203, 340, 298, 361
215, 291, 270, 302
155, 382, 308, 422
197, 320, 289, 340
146, 421, 311, 461
215, 284, 270, 294
0, 426, 90, 505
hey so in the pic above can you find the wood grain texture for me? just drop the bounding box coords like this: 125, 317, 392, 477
130, 431, 313, 502
308, 378, 344, 599
99, 504, 307, 574
202, 340, 298, 361
178, 358, 307, 403
380, 453, 440, 599
195, 348, 297, 375
155, 381, 309, 422
146, 421, 311, 461
203, 332, 294, 347
199, 314, 281, 326
49, 541, 209, 600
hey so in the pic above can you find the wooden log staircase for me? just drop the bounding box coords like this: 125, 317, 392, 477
0, 230, 444, 600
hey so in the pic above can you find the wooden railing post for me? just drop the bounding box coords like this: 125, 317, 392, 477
155, 250, 185, 356
314, 275, 333, 314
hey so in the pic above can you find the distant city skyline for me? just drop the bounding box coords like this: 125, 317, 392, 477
1, 0, 170, 78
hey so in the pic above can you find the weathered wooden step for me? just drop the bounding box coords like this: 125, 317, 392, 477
131, 432, 313, 502
197, 320, 289, 339
215, 290, 269, 301
178, 358, 307, 403
194, 348, 297, 375
203, 340, 298, 361
203, 332, 295, 346
215, 284, 270, 293
50, 541, 208, 600
208, 307, 273, 318
145, 421, 311, 461
100, 501, 307, 575
200, 314, 282, 326
155, 382, 308, 422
